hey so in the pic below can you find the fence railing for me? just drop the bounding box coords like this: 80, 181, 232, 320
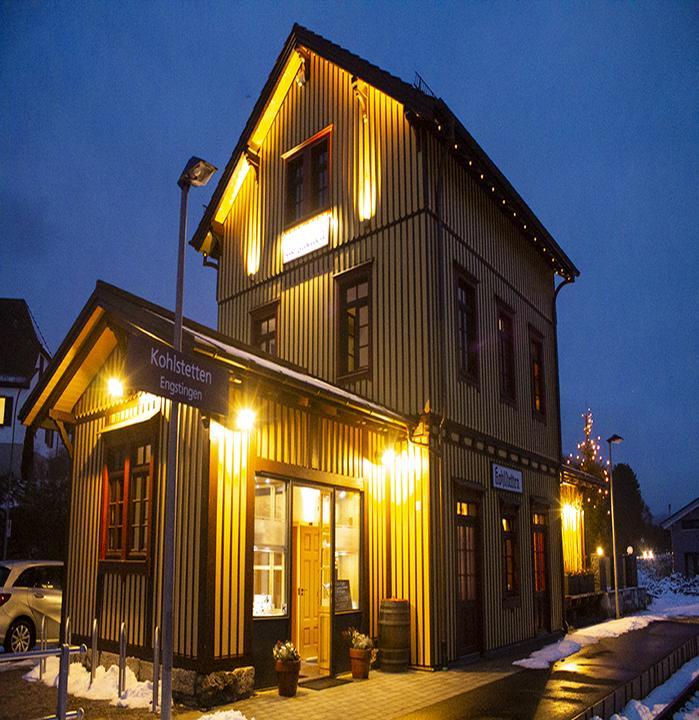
0, 643, 86, 720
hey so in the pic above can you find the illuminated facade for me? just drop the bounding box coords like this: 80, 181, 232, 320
22, 25, 581, 693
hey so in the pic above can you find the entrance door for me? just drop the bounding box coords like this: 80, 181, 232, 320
455, 498, 481, 656
292, 486, 332, 677
532, 511, 550, 633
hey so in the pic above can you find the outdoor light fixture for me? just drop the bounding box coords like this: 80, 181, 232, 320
161, 155, 217, 720
607, 433, 624, 620
107, 377, 124, 398
236, 408, 256, 432
596, 546, 604, 557
382, 447, 396, 467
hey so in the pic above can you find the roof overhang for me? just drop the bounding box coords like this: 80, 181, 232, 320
661, 496, 699, 529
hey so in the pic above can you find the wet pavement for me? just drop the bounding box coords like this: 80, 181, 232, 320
397, 619, 699, 720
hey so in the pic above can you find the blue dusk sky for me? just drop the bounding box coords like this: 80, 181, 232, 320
1, 2, 697, 517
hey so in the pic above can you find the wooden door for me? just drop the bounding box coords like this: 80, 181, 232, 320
296, 525, 321, 659
455, 499, 481, 656
532, 512, 550, 633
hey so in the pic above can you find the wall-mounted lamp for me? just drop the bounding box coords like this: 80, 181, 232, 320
107, 377, 124, 398
236, 408, 256, 432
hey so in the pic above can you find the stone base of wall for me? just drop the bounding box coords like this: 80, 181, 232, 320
83, 650, 254, 707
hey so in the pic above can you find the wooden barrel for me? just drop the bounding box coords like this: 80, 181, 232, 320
379, 599, 410, 672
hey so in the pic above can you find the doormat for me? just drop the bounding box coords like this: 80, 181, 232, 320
301, 677, 352, 691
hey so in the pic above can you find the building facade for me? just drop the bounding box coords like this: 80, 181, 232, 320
662, 498, 699, 577
22, 26, 579, 690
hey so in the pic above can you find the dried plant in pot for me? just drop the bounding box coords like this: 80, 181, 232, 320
343, 627, 376, 679
273, 640, 301, 696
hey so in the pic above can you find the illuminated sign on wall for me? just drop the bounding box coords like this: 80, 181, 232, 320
281, 210, 331, 263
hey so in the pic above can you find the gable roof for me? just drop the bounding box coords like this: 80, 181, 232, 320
0, 298, 47, 384
19, 280, 409, 431
191, 23, 579, 280
661, 496, 699, 529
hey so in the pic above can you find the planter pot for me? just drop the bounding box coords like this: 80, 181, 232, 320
349, 648, 371, 679
275, 659, 301, 697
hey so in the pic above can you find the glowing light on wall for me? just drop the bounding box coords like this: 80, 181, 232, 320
236, 407, 256, 432
561, 483, 585, 574
281, 210, 331, 263
354, 81, 378, 221
214, 156, 250, 226
596, 546, 604, 557
107, 377, 124, 398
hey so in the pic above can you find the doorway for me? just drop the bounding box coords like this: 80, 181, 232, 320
454, 496, 481, 656
292, 485, 332, 678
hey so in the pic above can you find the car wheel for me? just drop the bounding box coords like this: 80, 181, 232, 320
5, 618, 35, 654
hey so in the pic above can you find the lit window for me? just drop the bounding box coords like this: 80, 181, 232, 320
101, 437, 153, 561
529, 330, 546, 419
337, 267, 371, 380
501, 510, 519, 597
253, 478, 287, 616
455, 270, 479, 383
497, 303, 516, 405
285, 134, 330, 226
251, 302, 278, 356
0, 396, 13, 427
335, 490, 361, 611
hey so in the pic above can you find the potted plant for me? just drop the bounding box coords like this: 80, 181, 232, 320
273, 640, 301, 696
343, 627, 376, 679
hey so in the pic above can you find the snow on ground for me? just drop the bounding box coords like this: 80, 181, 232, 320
514, 577, 699, 670
23, 656, 161, 709
198, 711, 252, 720
590, 656, 699, 720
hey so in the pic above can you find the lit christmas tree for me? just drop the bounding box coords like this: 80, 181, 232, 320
566, 410, 611, 557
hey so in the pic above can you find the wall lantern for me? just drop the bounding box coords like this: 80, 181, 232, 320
236, 407, 256, 432
107, 377, 124, 398
596, 546, 604, 557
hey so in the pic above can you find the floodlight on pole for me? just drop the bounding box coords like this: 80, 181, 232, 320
607, 433, 623, 620
161, 156, 217, 720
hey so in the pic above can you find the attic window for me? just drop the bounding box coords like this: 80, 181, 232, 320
284, 133, 330, 227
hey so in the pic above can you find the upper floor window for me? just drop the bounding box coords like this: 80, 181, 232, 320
529, 329, 546, 420
0, 395, 13, 427
454, 269, 479, 384
337, 266, 371, 381
497, 302, 516, 405
285, 134, 330, 227
101, 433, 154, 562
251, 302, 278, 356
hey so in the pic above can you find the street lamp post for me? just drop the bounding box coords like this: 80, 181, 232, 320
161, 157, 216, 720
607, 433, 623, 620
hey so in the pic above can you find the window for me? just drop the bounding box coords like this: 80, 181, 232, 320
529, 329, 546, 419
497, 303, 516, 405
501, 510, 519, 598
44, 428, 54, 448
251, 302, 278, 356
0, 396, 13, 427
455, 269, 479, 383
101, 436, 153, 562
337, 266, 371, 380
686, 553, 699, 578
285, 134, 330, 226
335, 490, 361, 611
532, 512, 547, 593
681, 519, 699, 530
253, 478, 288, 616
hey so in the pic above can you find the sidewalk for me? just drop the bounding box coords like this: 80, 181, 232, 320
183, 618, 699, 720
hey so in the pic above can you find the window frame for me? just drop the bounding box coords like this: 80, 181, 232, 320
500, 501, 521, 605
454, 265, 480, 386
283, 129, 332, 229
335, 263, 373, 383
496, 300, 517, 407
528, 325, 546, 422
100, 421, 157, 566
0, 395, 13, 427
250, 300, 279, 356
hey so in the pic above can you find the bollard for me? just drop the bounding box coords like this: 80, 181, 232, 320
56, 643, 70, 720
40, 615, 47, 679
152, 625, 160, 713
118, 621, 126, 699
90, 618, 98, 688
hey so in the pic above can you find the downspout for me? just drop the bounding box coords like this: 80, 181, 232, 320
553, 276, 574, 631
434, 125, 450, 667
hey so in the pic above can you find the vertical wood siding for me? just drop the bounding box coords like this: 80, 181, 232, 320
68, 349, 205, 658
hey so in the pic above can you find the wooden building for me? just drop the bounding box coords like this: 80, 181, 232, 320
662, 497, 699, 577
22, 25, 580, 688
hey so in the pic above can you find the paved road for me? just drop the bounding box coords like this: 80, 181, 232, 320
398, 619, 699, 720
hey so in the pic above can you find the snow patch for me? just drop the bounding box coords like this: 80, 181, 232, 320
197, 711, 252, 720
23, 657, 161, 709
590, 656, 699, 720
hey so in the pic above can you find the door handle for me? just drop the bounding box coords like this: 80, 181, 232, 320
34, 592, 45, 599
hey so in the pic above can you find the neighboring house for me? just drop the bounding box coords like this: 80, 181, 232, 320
662, 497, 699, 577
0, 300, 53, 489
21, 25, 580, 692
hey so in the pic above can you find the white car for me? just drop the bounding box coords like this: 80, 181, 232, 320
0, 560, 63, 653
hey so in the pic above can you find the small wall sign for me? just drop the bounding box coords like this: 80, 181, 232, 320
281, 210, 331, 263
492, 463, 523, 494
125, 333, 228, 417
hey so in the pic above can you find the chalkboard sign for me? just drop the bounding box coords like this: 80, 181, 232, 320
334, 579, 353, 612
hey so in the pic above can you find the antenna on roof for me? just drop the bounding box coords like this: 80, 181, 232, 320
413, 71, 436, 98
27, 304, 51, 356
